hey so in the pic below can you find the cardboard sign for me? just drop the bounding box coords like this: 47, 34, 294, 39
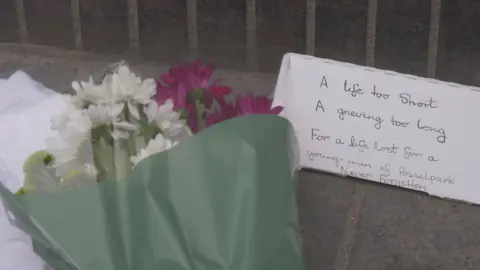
273, 53, 480, 204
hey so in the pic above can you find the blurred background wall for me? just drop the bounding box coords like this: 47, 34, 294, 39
1, 0, 479, 86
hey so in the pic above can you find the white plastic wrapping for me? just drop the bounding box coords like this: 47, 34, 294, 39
0, 71, 64, 270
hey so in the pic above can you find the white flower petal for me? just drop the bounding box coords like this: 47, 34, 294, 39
144, 101, 158, 123
72, 81, 81, 93
46, 106, 93, 179
128, 102, 140, 120
130, 132, 178, 167
158, 99, 174, 112
112, 103, 125, 117
114, 121, 137, 130
157, 120, 171, 131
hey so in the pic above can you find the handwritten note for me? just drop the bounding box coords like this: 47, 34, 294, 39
273, 53, 480, 204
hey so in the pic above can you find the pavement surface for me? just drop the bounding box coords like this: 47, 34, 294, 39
1, 44, 479, 270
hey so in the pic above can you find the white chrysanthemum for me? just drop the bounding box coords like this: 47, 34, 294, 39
71, 76, 112, 105
50, 95, 79, 131
71, 64, 157, 141
71, 64, 155, 108
130, 133, 178, 167
86, 103, 137, 140
47, 62, 191, 181
86, 103, 124, 126
46, 106, 94, 177
103, 65, 156, 123
144, 99, 186, 137
106, 65, 156, 104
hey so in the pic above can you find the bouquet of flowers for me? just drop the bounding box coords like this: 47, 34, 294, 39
0, 59, 304, 270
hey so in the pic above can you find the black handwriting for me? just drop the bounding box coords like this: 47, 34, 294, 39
344, 80, 364, 98
307, 151, 343, 167
399, 93, 438, 109
337, 108, 384, 129
348, 136, 369, 152
311, 128, 331, 142
374, 141, 398, 154
416, 119, 447, 143
403, 147, 422, 160
399, 167, 454, 185
391, 115, 410, 128
371, 86, 390, 99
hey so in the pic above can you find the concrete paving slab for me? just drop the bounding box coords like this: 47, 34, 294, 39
28, 60, 111, 93
0, 52, 55, 77
0, 50, 278, 97
297, 171, 355, 270
349, 181, 480, 270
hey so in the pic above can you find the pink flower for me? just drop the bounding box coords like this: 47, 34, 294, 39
156, 82, 188, 109
235, 93, 283, 116
205, 94, 284, 128
159, 59, 211, 89
155, 59, 231, 109
206, 97, 237, 127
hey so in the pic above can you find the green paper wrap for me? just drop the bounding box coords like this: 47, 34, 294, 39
0, 115, 304, 270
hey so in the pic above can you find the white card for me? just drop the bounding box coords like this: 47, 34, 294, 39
273, 53, 479, 204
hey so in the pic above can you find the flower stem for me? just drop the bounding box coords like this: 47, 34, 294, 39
124, 104, 137, 158
195, 100, 205, 131
112, 103, 134, 181
91, 125, 115, 182
113, 139, 131, 181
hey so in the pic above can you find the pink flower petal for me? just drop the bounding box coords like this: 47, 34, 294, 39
159, 74, 176, 86
175, 82, 188, 108
233, 93, 283, 116
209, 85, 232, 96
271, 106, 284, 115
